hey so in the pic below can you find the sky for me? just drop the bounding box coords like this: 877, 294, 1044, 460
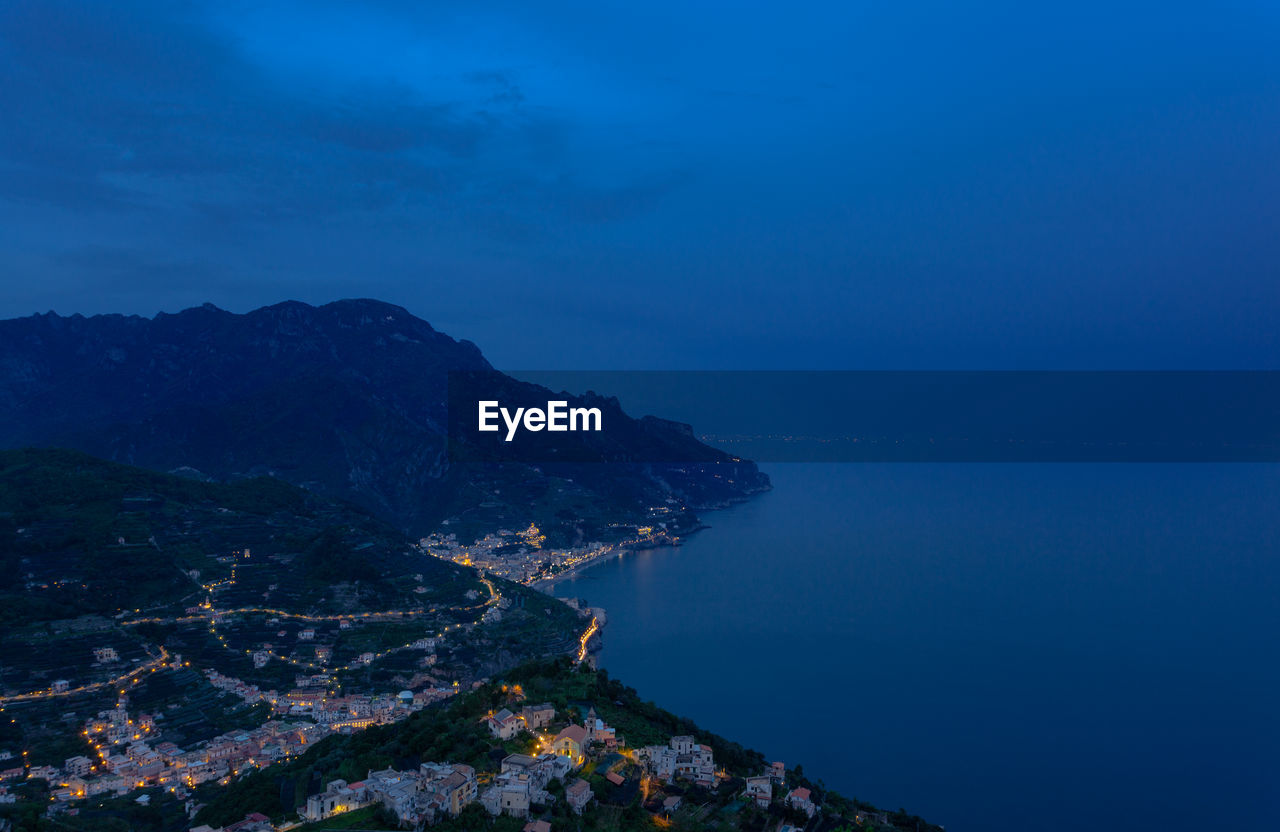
1, 0, 1277, 369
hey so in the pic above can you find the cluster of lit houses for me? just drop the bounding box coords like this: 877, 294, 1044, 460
299, 760, 480, 827
740, 762, 819, 817
5, 662, 461, 809
422, 519, 673, 585
300, 700, 604, 827
204, 667, 457, 728
479, 699, 824, 825
2, 687, 841, 832
422, 524, 610, 583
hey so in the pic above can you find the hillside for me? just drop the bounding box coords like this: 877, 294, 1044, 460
0, 447, 471, 625
185, 659, 942, 832
0, 300, 769, 541
0, 450, 587, 769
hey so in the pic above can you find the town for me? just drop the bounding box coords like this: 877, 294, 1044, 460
0, 461, 924, 832
189, 665, 902, 832
421, 516, 680, 586
0, 523, 601, 830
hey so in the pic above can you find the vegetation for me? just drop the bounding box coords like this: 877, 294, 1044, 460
0, 447, 470, 625
193, 658, 941, 832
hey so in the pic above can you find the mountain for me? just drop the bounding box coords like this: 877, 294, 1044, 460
0, 300, 768, 540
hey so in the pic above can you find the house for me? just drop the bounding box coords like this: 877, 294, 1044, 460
485, 708, 525, 740
224, 812, 274, 832
64, 756, 93, 778
566, 778, 593, 814
769, 761, 786, 782
637, 736, 714, 787
480, 755, 566, 819
523, 821, 552, 832
605, 771, 625, 786
522, 702, 555, 730
551, 725, 588, 766
64, 776, 88, 800
302, 779, 370, 822
582, 707, 618, 748
787, 787, 816, 817
501, 754, 538, 776
420, 762, 477, 817
662, 795, 683, 816
27, 766, 58, 782
745, 776, 772, 808
480, 779, 534, 818
366, 768, 419, 823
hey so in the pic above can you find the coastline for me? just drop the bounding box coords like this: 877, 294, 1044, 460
530, 540, 679, 593
531, 486, 769, 593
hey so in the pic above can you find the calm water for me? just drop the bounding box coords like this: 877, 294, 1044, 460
548, 464, 1280, 831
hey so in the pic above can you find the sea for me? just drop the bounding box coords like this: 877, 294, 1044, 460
546, 463, 1280, 832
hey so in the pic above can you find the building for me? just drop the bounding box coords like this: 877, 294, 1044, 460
479, 755, 567, 819
64, 756, 93, 778
522, 702, 555, 730
224, 812, 274, 832
420, 762, 478, 817
638, 736, 715, 787
582, 707, 618, 748
485, 708, 526, 740
566, 778, 593, 814
302, 779, 370, 822
366, 769, 420, 824
28, 766, 58, 782
501, 754, 537, 776
787, 786, 816, 817
551, 725, 588, 766
745, 776, 772, 808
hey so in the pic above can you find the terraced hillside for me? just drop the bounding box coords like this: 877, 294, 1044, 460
0, 449, 587, 767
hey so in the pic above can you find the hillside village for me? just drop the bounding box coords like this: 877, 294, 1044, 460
173, 659, 939, 832
0, 455, 937, 832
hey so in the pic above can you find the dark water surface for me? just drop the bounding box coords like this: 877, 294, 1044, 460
548, 464, 1280, 831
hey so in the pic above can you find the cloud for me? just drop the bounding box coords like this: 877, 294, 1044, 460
0, 0, 678, 230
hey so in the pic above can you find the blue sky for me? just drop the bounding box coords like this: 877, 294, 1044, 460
1, 0, 1277, 368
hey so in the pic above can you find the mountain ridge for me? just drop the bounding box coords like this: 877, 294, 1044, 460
0, 300, 768, 541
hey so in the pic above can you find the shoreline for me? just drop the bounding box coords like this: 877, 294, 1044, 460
530, 540, 673, 592
529, 489, 769, 593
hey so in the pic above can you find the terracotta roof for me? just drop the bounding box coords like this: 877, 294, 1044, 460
555, 725, 588, 744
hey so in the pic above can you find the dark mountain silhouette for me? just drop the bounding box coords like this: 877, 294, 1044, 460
0, 300, 768, 540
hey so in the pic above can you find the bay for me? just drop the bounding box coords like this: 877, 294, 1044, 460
547, 463, 1280, 831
